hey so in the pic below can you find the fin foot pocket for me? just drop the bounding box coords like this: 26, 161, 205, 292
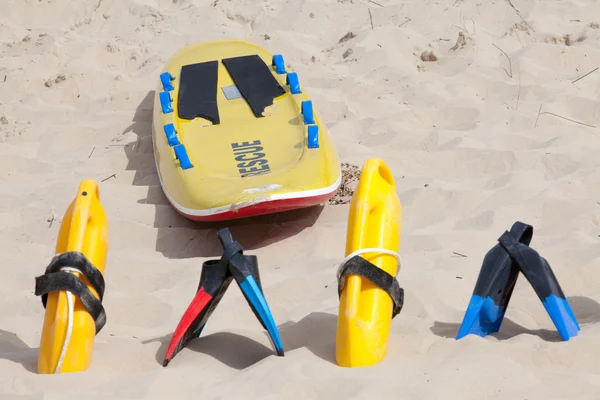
34, 251, 107, 334
163, 228, 284, 366
337, 255, 404, 318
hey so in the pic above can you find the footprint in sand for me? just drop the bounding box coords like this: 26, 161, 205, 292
454, 210, 494, 231
541, 153, 579, 180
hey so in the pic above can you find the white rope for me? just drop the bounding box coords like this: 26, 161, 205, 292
54, 266, 81, 374
336, 247, 403, 282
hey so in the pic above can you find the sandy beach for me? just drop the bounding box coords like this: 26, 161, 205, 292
2, 0, 600, 398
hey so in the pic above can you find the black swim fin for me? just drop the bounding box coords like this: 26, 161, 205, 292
497, 230, 580, 340
456, 222, 531, 339
456, 221, 579, 341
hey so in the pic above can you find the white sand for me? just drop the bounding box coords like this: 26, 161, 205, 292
2, 0, 600, 398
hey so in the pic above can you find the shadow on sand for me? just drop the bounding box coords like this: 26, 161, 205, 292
143, 311, 338, 370
0, 329, 39, 373
124, 91, 324, 259
430, 295, 600, 342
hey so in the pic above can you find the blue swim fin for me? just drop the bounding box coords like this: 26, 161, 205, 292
217, 228, 285, 356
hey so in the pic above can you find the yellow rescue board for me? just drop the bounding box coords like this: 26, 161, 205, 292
37, 180, 108, 374
152, 39, 341, 221
336, 158, 403, 368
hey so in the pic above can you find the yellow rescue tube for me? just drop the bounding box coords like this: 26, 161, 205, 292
37, 180, 108, 374
335, 158, 403, 368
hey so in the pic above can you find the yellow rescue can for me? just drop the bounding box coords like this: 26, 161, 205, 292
335, 158, 404, 368
36, 179, 109, 374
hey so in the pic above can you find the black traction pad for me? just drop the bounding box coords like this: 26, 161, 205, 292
337, 255, 404, 318
221, 55, 286, 118
34, 251, 107, 334
177, 60, 220, 124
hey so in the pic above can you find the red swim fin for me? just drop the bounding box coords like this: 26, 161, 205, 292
162, 259, 232, 366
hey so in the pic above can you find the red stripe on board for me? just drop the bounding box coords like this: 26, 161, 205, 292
173, 192, 337, 222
